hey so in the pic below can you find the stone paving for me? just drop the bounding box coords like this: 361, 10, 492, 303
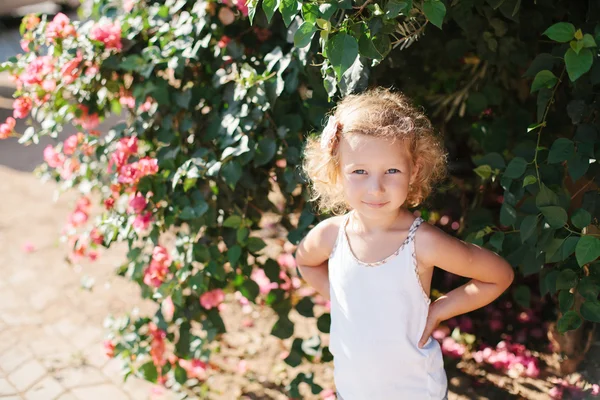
0, 165, 177, 400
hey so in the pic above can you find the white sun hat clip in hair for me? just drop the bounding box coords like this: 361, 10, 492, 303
320, 115, 339, 153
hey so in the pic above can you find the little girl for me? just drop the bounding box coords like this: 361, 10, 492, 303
295, 88, 514, 399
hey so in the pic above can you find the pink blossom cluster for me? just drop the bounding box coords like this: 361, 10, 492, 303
20, 55, 54, 88
473, 340, 540, 378
143, 246, 171, 288
148, 322, 167, 368
249, 253, 301, 297
45, 13, 76, 43
13, 97, 32, 119
440, 337, 467, 359
0, 117, 16, 139
549, 377, 600, 399
73, 105, 100, 130
118, 157, 159, 185
220, 0, 248, 16
200, 289, 225, 310
90, 21, 123, 50
61, 52, 84, 85
178, 358, 208, 380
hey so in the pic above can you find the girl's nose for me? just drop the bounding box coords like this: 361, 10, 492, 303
367, 176, 385, 194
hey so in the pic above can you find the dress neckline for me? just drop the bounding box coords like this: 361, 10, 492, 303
342, 210, 422, 267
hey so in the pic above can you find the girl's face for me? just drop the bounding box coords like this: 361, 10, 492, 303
339, 133, 417, 218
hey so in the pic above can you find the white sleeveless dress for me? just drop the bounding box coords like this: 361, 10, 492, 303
329, 211, 448, 400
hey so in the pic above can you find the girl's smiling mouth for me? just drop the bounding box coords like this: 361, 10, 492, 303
363, 201, 390, 208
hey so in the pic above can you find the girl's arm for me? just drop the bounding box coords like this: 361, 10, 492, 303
294, 217, 341, 301
415, 223, 515, 347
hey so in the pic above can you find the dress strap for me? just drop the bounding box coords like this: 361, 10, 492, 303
406, 217, 424, 245
329, 212, 352, 258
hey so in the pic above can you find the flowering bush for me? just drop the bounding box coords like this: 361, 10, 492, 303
1, 0, 600, 397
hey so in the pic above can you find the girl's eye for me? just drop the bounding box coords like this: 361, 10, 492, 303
387, 168, 400, 174
353, 169, 367, 175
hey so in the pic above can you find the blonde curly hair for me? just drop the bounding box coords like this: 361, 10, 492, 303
302, 87, 447, 215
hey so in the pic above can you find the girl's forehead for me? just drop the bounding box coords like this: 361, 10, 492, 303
340, 134, 411, 163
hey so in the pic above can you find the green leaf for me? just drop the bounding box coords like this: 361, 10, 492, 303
575, 236, 600, 266
520, 215, 538, 243
577, 277, 600, 301
536, 183, 559, 207
317, 313, 331, 333
489, 231, 504, 251
557, 311, 582, 333
561, 236, 579, 261
384, 0, 407, 19
581, 300, 600, 323
247, 237, 267, 253
523, 175, 537, 187
513, 285, 531, 308
540, 206, 568, 229
254, 138, 277, 166
301, 3, 319, 23
500, 203, 517, 226
474, 165, 493, 179
295, 296, 315, 318
240, 279, 260, 301
325, 33, 359, 80
565, 48, 593, 82
262, 0, 280, 23
571, 208, 591, 229
358, 32, 383, 60
294, 21, 317, 48
504, 157, 527, 179
530, 70, 558, 93
547, 138, 574, 164
271, 316, 294, 339
139, 361, 158, 382
422, 0, 446, 29
223, 215, 243, 228
567, 154, 589, 181
582, 33, 597, 48
279, 0, 300, 27
543, 22, 576, 43
556, 269, 578, 290
221, 161, 242, 188
228, 245, 242, 267
559, 289, 575, 313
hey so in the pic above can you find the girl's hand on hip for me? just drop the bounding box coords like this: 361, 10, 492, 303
418, 301, 444, 348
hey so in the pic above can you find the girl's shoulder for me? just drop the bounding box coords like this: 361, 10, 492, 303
296, 214, 348, 264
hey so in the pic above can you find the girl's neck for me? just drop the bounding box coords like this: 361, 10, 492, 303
349, 208, 413, 234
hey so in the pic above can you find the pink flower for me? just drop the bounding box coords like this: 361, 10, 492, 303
133, 212, 153, 233
218, 7, 235, 25
90, 228, 104, 245
236, 359, 248, 375
251, 268, 277, 294
13, 97, 32, 119
91, 22, 123, 50
432, 326, 450, 341
88, 250, 99, 261
69, 209, 88, 227
320, 389, 336, 400
43, 145, 65, 168
123, 0, 136, 12
104, 197, 115, 210
63, 134, 80, 155
232, 0, 249, 16
143, 262, 168, 288
148, 323, 167, 367
441, 337, 466, 359
74, 105, 100, 130
117, 136, 138, 155
549, 385, 564, 399
119, 94, 135, 109
277, 253, 296, 269
0, 117, 16, 139
200, 289, 225, 310
23, 14, 41, 31
217, 36, 231, 48
161, 296, 175, 321
138, 157, 158, 175
22, 242, 35, 253
103, 340, 116, 358
152, 246, 170, 265
20, 56, 54, 87
178, 359, 207, 380
128, 192, 147, 213
61, 52, 83, 84
46, 13, 76, 42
